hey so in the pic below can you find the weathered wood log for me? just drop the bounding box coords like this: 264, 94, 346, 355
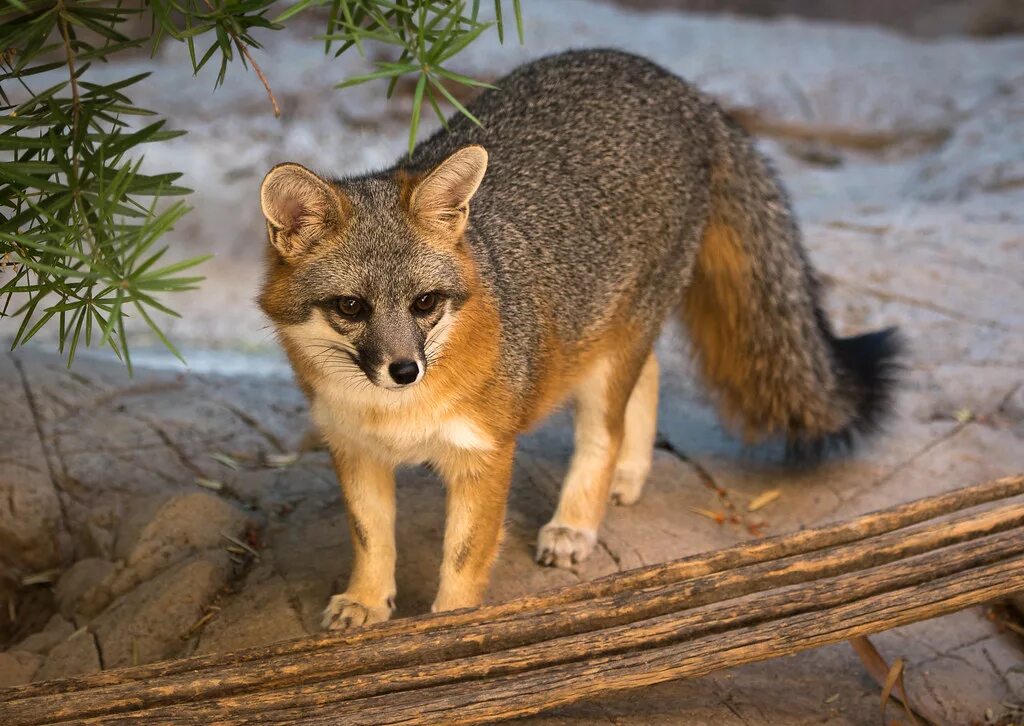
65, 530, 1024, 724
2, 474, 1022, 725
19, 496, 1024, 723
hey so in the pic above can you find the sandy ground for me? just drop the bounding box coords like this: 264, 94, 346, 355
1, 1, 1023, 723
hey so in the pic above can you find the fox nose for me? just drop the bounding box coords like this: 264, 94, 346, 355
388, 360, 420, 385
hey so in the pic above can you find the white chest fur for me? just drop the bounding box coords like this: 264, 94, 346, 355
310, 385, 493, 466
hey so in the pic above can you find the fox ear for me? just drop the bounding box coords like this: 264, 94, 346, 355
260, 163, 346, 260
410, 145, 488, 235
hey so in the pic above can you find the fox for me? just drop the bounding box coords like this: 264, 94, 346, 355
258, 49, 901, 630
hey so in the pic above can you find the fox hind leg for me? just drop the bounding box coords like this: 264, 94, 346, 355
610, 351, 659, 506
537, 349, 644, 569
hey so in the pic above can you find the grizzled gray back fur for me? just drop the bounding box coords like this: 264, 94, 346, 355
398, 50, 714, 396
343, 49, 900, 451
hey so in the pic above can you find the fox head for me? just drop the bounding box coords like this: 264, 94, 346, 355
258, 145, 488, 393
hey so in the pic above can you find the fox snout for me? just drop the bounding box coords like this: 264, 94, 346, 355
351, 314, 428, 390
355, 347, 426, 390
282, 304, 436, 393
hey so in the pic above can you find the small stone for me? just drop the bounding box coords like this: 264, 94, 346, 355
35, 628, 101, 681
0, 650, 44, 687
13, 614, 75, 655
194, 566, 308, 654
54, 558, 116, 620
91, 552, 232, 669
112, 491, 250, 587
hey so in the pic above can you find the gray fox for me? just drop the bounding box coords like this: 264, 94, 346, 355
258, 49, 900, 629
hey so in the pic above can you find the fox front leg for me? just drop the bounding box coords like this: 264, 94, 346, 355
432, 442, 515, 612
323, 448, 397, 630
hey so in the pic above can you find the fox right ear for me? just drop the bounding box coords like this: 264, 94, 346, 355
409, 145, 488, 237
260, 163, 346, 260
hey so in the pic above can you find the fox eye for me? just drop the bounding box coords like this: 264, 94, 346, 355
336, 296, 366, 318
412, 292, 439, 314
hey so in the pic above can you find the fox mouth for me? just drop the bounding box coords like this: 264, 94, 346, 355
380, 381, 419, 391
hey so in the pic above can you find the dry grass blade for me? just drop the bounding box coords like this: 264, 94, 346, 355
850, 635, 890, 686
849, 637, 936, 726
988, 601, 1024, 638
264, 452, 299, 468
880, 658, 919, 726
209, 452, 241, 470
186, 608, 221, 637
1002, 619, 1024, 637
895, 664, 924, 726
195, 477, 224, 491
687, 507, 726, 524
220, 532, 260, 559
748, 489, 781, 512
20, 569, 60, 586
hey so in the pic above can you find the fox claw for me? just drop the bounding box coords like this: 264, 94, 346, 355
536, 523, 596, 569
321, 594, 394, 631
610, 465, 649, 506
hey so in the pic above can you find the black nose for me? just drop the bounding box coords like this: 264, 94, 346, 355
388, 360, 420, 385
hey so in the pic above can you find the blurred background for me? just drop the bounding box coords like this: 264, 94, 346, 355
616, 0, 1024, 36
3, 0, 1023, 373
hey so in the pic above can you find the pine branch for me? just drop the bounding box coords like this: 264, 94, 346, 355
55, 0, 96, 255
0, 0, 525, 368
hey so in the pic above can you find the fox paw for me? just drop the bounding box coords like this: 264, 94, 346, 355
536, 523, 597, 569
610, 465, 649, 506
321, 594, 394, 631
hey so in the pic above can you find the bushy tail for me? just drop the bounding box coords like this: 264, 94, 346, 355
680, 108, 902, 457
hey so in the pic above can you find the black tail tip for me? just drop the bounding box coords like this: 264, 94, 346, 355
786, 326, 904, 463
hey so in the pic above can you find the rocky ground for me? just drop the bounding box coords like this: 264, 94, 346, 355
1, 1, 1024, 723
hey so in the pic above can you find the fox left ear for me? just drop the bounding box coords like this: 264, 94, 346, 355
260, 163, 347, 261
410, 145, 488, 235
